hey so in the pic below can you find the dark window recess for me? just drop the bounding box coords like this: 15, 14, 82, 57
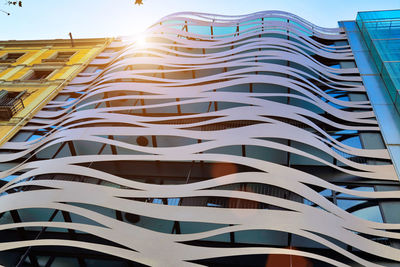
42, 51, 75, 63
0, 52, 25, 63
24, 69, 54, 81
0, 89, 26, 120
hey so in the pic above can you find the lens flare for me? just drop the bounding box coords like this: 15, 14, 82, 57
135, 34, 147, 48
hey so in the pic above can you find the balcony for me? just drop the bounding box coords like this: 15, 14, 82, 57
0, 90, 26, 120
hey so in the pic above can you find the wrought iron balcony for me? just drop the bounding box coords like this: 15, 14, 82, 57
0, 90, 26, 120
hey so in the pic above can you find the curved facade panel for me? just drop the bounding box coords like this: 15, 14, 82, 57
1, 11, 400, 266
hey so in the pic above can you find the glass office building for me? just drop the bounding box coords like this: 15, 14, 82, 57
0, 10, 400, 267
356, 10, 400, 111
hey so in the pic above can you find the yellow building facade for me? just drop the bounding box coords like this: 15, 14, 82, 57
0, 38, 111, 145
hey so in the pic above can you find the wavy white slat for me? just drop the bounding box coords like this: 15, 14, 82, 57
1, 153, 399, 265
0, 177, 397, 266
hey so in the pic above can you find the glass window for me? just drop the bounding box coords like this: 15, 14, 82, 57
0, 52, 25, 62
23, 69, 55, 81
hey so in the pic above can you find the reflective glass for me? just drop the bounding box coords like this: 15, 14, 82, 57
356, 10, 400, 112
187, 25, 211, 36
212, 26, 236, 37
352, 206, 383, 223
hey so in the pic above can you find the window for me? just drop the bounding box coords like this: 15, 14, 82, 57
0, 52, 25, 63
82, 66, 102, 73
23, 69, 55, 81
55, 51, 75, 60
42, 51, 75, 63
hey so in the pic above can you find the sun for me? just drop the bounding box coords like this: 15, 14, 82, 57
135, 34, 147, 48
125, 33, 148, 49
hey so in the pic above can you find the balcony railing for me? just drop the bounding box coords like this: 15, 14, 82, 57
0, 90, 26, 120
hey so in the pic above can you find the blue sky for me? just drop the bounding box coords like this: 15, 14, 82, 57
1, 0, 399, 40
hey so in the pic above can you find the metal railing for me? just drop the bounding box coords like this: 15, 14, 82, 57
0, 90, 26, 120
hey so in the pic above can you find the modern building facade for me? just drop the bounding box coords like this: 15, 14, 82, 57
0, 10, 399, 267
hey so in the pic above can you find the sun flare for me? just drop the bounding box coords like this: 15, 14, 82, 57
135, 34, 147, 48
